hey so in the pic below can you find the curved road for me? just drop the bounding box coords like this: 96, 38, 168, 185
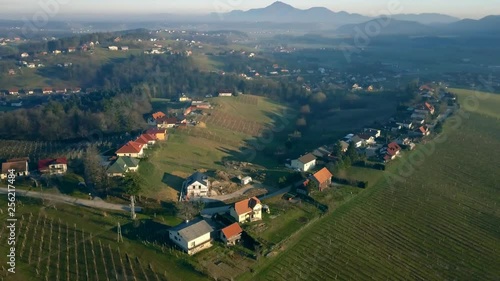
0, 187, 142, 212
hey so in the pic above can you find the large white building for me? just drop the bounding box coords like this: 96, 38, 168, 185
169, 219, 214, 255
290, 153, 317, 172
182, 172, 210, 199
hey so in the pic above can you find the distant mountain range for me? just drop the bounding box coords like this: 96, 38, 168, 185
211, 1, 460, 25
212, 1, 370, 25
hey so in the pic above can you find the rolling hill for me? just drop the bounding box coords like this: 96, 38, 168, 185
336, 19, 433, 36
213, 1, 371, 25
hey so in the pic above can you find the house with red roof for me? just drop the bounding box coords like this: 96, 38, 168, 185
230, 197, 262, 223
381, 142, 402, 162
418, 125, 430, 136
134, 135, 151, 149
156, 117, 179, 129
141, 133, 157, 145
425, 102, 435, 115
38, 157, 67, 175
419, 85, 434, 92
115, 141, 145, 158
146, 128, 167, 141
220, 223, 243, 246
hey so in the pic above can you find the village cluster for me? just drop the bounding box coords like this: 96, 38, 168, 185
283, 84, 457, 194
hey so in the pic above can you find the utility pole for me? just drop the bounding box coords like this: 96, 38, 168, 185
130, 195, 136, 220
117, 222, 123, 243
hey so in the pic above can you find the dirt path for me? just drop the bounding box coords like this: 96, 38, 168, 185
0, 187, 142, 212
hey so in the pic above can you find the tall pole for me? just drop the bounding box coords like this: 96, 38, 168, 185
130, 195, 136, 220
117, 222, 123, 242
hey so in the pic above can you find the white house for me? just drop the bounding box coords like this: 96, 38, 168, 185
115, 141, 145, 158
363, 128, 381, 138
38, 157, 67, 175
218, 90, 233, 97
230, 197, 262, 223
20, 52, 29, 58
240, 176, 252, 185
396, 120, 414, 130
168, 219, 214, 255
349, 136, 364, 148
182, 172, 210, 199
220, 223, 243, 246
290, 153, 316, 172
108, 46, 119, 51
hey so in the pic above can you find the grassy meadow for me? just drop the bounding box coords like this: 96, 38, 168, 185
240, 89, 500, 280
140, 95, 292, 201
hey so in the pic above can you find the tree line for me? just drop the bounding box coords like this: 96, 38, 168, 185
0, 91, 151, 140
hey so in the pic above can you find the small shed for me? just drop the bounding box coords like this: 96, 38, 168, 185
241, 176, 252, 185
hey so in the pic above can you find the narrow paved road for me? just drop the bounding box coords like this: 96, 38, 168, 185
0, 187, 142, 212
201, 185, 292, 216
199, 182, 268, 203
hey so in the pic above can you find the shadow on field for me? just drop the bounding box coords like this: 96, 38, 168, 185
119, 219, 170, 243
162, 173, 185, 191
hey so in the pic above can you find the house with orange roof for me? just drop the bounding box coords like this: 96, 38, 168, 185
311, 167, 333, 191
425, 102, 435, 115
147, 111, 166, 126
220, 223, 243, 246
298, 167, 333, 195
230, 197, 262, 223
115, 141, 145, 158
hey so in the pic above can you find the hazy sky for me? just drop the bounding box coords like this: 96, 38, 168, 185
1, 0, 499, 19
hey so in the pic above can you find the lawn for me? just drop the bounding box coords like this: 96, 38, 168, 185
139, 95, 291, 201
247, 197, 321, 246
240, 89, 500, 280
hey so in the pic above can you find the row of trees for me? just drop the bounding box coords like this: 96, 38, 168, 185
329, 141, 365, 173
